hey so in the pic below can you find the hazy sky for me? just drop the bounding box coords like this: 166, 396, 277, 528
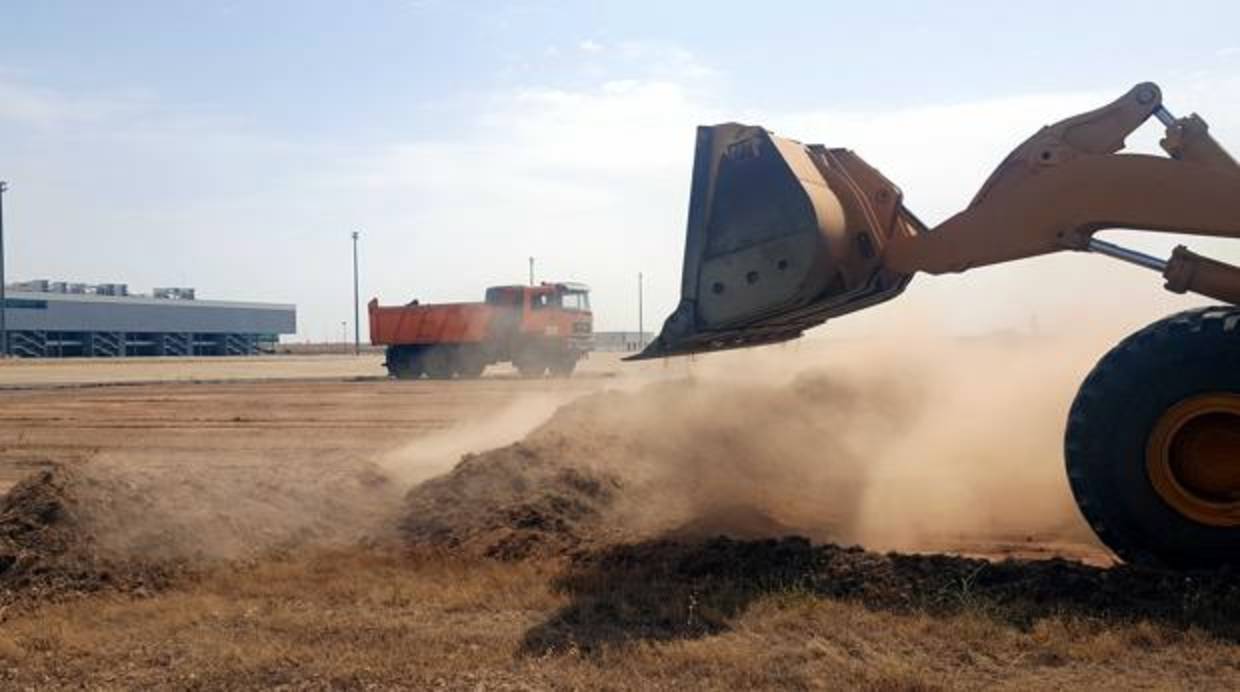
4, 1, 1240, 341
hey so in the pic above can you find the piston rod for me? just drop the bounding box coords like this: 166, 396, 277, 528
1087, 237, 1168, 271
1154, 105, 1178, 128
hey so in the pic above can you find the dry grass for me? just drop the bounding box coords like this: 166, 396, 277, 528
1, 548, 1238, 690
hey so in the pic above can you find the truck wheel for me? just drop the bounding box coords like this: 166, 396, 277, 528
514, 352, 546, 378
454, 349, 486, 379
387, 347, 424, 380
423, 347, 455, 380
1065, 306, 1240, 569
548, 356, 577, 378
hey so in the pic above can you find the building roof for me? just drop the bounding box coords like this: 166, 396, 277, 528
6, 290, 295, 311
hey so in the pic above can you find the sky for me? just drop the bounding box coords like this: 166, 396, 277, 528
3, 0, 1240, 341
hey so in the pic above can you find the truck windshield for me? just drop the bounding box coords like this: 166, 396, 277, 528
561, 291, 590, 311
485, 288, 520, 306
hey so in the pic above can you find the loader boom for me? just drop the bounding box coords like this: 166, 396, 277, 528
884, 82, 1240, 301
634, 82, 1240, 360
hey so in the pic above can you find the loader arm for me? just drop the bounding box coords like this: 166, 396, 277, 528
883, 82, 1240, 304
634, 82, 1240, 360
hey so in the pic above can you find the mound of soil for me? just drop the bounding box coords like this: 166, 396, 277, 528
399, 377, 884, 560
570, 536, 1239, 618
0, 467, 180, 607
402, 442, 625, 560
521, 536, 1240, 653
0, 456, 402, 609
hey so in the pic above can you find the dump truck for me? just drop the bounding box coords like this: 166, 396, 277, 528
369, 282, 592, 379
634, 83, 1240, 570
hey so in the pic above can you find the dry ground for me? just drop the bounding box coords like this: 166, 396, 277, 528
0, 352, 1237, 689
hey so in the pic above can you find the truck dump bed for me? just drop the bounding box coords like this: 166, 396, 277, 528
368, 299, 493, 346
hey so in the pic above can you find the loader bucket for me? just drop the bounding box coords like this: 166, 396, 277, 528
629, 123, 920, 360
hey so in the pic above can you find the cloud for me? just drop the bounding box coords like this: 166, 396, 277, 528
577, 39, 603, 54
5, 55, 1239, 343
0, 79, 151, 128
340, 71, 1240, 341
326, 75, 721, 332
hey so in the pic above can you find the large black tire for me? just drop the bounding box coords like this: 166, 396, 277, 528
423, 347, 455, 380
548, 356, 578, 378
1065, 306, 1240, 569
387, 347, 424, 380
514, 350, 547, 378
454, 349, 487, 379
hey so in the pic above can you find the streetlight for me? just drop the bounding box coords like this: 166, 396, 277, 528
528, 256, 534, 286
637, 272, 644, 351
352, 230, 360, 356
0, 181, 8, 358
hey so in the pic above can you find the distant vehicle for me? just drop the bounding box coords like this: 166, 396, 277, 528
368, 282, 593, 379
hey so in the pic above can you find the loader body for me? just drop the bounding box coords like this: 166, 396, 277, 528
635, 82, 1240, 569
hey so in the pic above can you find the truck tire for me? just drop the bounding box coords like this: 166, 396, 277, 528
387, 347, 424, 380
454, 348, 486, 379
1065, 306, 1240, 569
514, 351, 546, 378
423, 347, 455, 380
548, 356, 577, 377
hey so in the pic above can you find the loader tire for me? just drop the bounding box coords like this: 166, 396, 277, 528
1065, 306, 1240, 569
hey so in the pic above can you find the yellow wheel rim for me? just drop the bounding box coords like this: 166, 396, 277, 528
1147, 393, 1240, 527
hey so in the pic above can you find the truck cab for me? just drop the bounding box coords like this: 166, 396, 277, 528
484, 282, 593, 375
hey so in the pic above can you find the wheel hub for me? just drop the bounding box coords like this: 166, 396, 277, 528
1147, 393, 1240, 527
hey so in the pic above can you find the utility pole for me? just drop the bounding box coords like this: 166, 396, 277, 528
528, 256, 534, 286
638, 271, 644, 351
352, 230, 360, 356
0, 181, 8, 358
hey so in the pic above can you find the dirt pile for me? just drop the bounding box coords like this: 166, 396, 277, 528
521, 536, 1240, 653
401, 368, 1093, 560
402, 441, 626, 560
397, 374, 880, 559
0, 467, 179, 606
0, 455, 402, 607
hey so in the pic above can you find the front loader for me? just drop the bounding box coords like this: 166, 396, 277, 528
633, 83, 1240, 569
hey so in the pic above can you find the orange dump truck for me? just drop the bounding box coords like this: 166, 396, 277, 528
368, 282, 593, 379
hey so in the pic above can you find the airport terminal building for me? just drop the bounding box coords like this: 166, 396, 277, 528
1, 280, 296, 358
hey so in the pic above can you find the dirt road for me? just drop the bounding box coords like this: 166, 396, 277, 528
0, 354, 621, 493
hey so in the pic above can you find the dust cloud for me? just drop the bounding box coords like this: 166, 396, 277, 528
0, 325, 1130, 602
403, 329, 1125, 560
629, 332, 1116, 553
65, 452, 401, 563
378, 391, 584, 485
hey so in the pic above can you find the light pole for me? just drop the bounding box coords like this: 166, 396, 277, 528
637, 271, 644, 351
341, 321, 347, 353
0, 181, 8, 358
528, 256, 534, 286
352, 230, 360, 356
